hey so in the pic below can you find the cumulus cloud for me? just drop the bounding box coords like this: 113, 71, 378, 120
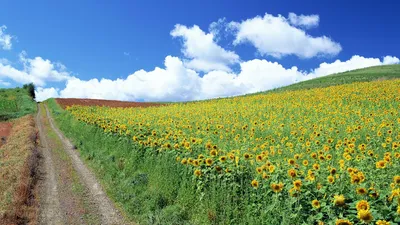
0, 25, 13, 50
383, 56, 400, 65
58, 56, 201, 102
0, 51, 72, 87
35, 87, 60, 101
288, 13, 319, 29
306, 55, 400, 80
36, 54, 399, 102
171, 24, 239, 72
229, 13, 341, 58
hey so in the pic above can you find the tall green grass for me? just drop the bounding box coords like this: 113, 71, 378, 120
0, 87, 36, 121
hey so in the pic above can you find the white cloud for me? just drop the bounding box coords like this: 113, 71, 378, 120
59, 56, 201, 102
171, 24, 239, 72
288, 13, 319, 29
35, 87, 60, 101
306, 55, 400, 80
383, 56, 400, 65
0, 51, 72, 87
229, 13, 341, 58
37, 54, 399, 102
0, 25, 13, 50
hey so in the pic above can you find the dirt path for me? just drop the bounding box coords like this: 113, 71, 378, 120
36, 104, 126, 225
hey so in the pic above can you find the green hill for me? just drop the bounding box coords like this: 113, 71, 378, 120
0, 86, 37, 121
271, 64, 400, 92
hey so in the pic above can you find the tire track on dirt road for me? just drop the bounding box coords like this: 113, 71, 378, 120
36, 105, 64, 225
42, 104, 127, 225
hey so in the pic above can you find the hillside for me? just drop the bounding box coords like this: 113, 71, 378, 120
271, 64, 400, 92
0, 86, 37, 121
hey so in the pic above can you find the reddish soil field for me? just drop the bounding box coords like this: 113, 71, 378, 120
0, 122, 12, 147
56, 98, 163, 109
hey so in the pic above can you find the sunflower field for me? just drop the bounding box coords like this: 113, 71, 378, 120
65, 79, 400, 224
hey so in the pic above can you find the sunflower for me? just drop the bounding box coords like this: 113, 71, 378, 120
271, 183, 284, 193
181, 158, 188, 165
244, 153, 250, 160
293, 179, 302, 190
287, 169, 297, 178
357, 210, 373, 223
335, 219, 352, 225
330, 168, 337, 175
313, 163, 320, 170
393, 175, 400, 185
356, 187, 367, 195
205, 158, 213, 166
303, 160, 309, 166
312, 199, 321, 209
210, 149, 218, 157
268, 165, 276, 173
351, 175, 361, 184
333, 194, 345, 207
256, 167, 263, 174
219, 156, 227, 163
356, 200, 370, 211
376, 160, 386, 169
376, 220, 390, 225
194, 169, 202, 177
256, 154, 263, 162
192, 160, 200, 166
251, 179, 259, 188
288, 158, 295, 165
327, 175, 335, 184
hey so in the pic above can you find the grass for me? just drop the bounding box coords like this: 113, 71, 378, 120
270, 64, 400, 92
0, 87, 37, 121
0, 115, 39, 225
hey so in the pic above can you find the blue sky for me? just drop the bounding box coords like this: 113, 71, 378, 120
0, 0, 399, 101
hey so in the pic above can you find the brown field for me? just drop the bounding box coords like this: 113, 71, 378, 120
0, 115, 39, 225
55, 98, 163, 109
0, 122, 12, 148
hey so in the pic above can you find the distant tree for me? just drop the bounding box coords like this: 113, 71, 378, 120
23, 83, 36, 100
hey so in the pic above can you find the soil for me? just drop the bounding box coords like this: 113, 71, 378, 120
56, 98, 162, 109
0, 122, 12, 148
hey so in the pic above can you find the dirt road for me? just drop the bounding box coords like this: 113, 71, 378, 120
36, 104, 126, 225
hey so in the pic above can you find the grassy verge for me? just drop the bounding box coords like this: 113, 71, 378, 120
0, 115, 40, 225
0, 87, 37, 121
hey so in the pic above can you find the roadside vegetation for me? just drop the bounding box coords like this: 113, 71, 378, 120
0, 83, 37, 121
47, 65, 400, 224
0, 115, 39, 225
